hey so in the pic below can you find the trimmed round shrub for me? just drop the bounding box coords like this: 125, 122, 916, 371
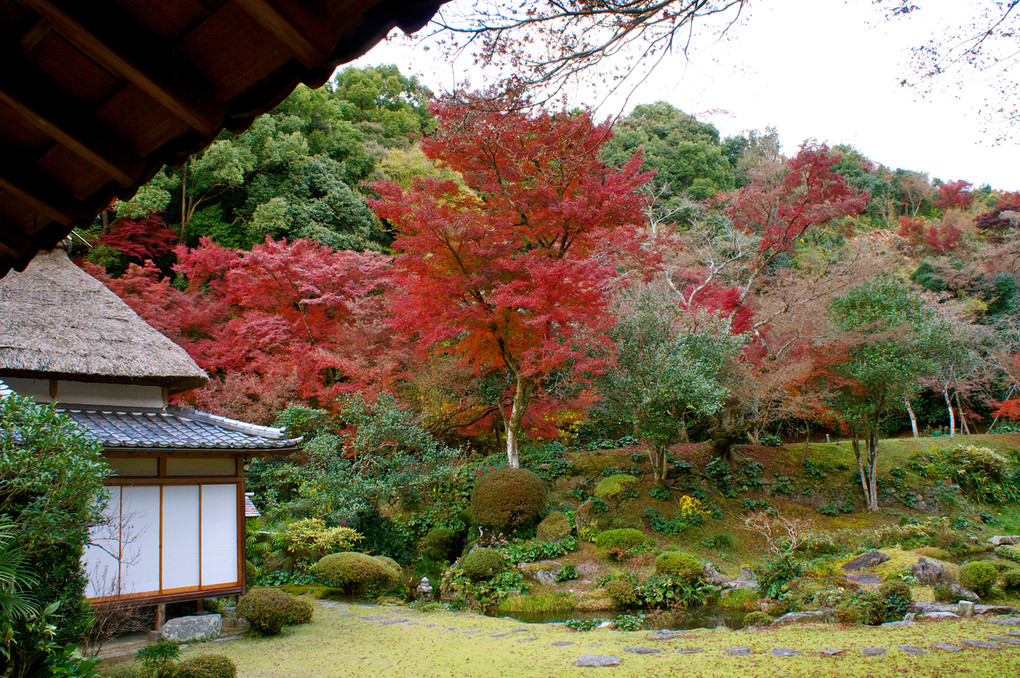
835, 595, 876, 625
959, 561, 998, 597
177, 654, 237, 678
594, 528, 645, 551
536, 512, 572, 542
236, 588, 300, 635
654, 551, 704, 585
315, 551, 400, 594
603, 579, 640, 607
594, 474, 638, 501
374, 555, 402, 573
471, 468, 548, 533
418, 527, 461, 562
876, 579, 912, 622
284, 596, 313, 625
460, 548, 506, 581
1000, 568, 1020, 591
743, 611, 774, 627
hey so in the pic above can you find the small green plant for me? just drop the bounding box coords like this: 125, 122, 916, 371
613, 613, 645, 631
959, 561, 998, 597
701, 534, 732, 549
565, 618, 603, 631
603, 579, 640, 607
136, 641, 180, 678
740, 498, 772, 514
556, 564, 578, 582
594, 528, 646, 550
743, 610, 774, 627
648, 485, 670, 501
460, 548, 507, 581
177, 654, 237, 678
757, 555, 803, 599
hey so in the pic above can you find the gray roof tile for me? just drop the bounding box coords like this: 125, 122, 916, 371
60, 405, 301, 451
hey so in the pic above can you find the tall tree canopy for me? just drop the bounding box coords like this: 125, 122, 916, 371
371, 100, 653, 467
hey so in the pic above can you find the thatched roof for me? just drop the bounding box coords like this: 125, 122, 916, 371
0, 0, 447, 278
0, 247, 208, 392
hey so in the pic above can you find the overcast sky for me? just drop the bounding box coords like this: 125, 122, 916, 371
351, 0, 1018, 191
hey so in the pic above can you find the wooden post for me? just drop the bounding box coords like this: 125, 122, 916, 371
155, 603, 166, 631
196, 599, 204, 614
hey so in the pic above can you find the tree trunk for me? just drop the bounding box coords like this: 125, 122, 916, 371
851, 435, 870, 510
905, 398, 918, 438
503, 375, 532, 468
180, 158, 188, 240
955, 392, 970, 435
867, 431, 880, 512
944, 387, 955, 437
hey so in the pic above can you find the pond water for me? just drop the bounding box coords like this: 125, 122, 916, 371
497, 606, 753, 631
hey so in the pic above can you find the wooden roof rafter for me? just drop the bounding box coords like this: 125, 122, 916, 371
0, 0, 447, 277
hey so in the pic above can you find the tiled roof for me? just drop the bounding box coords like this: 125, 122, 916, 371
244, 493, 261, 519
59, 405, 301, 451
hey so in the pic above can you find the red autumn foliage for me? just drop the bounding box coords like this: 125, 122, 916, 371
370, 101, 652, 462
725, 142, 870, 256
98, 214, 178, 262
898, 216, 962, 255
933, 180, 974, 211
86, 237, 398, 422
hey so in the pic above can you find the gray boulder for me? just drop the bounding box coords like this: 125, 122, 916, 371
772, 609, 830, 626
842, 550, 890, 572
986, 535, 1020, 546
910, 557, 952, 586
703, 563, 729, 586
518, 560, 562, 587
159, 614, 222, 642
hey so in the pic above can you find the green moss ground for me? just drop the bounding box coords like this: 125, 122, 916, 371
152, 602, 1020, 678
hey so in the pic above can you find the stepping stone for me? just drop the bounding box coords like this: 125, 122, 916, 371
921, 612, 960, 620
511, 627, 530, 633
378, 618, 408, 625
725, 646, 753, 656
587, 643, 603, 647
846, 574, 882, 585
894, 645, 928, 655
403, 622, 418, 626
861, 647, 887, 656
1007, 630, 1020, 638
772, 648, 799, 657
676, 648, 705, 655
462, 629, 483, 634
551, 641, 575, 647
647, 629, 686, 641
990, 617, 1020, 625
425, 624, 437, 628
518, 637, 538, 642
820, 648, 844, 656
881, 621, 915, 628
490, 633, 508, 638
444, 627, 458, 631
932, 643, 962, 652
624, 647, 661, 655
335, 613, 359, 617
988, 636, 1020, 645
962, 640, 1000, 649
574, 655, 621, 667
361, 615, 388, 620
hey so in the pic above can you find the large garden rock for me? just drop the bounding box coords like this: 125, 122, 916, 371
773, 609, 830, 626
911, 557, 951, 586
842, 550, 890, 572
703, 563, 729, 586
160, 614, 221, 642
986, 535, 1020, 546
519, 560, 562, 587
575, 500, 599, 534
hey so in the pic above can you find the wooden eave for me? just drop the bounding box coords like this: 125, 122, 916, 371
0, 0, 446, 277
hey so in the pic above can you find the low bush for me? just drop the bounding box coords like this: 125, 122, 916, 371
460, 548, 506, 581
417, 527, 462, 563
594, 528, 646, 550
177, 654, 237, 678
959, 561, 998, 597
876, 579, 912, 622
743, 611, 774, 627
471, 468, 548, 533
603, 579, 640, 607
236, 588, 310, 636
314, 552, 400, 595
757, 555, 803, 599
654, 551, 704, 585
280, 518, 363, 569
1001, 568, 1020, 591
933, 584, 958, 603
594, 474, 638, 502
835, 594, 876, 625
374, 555, 402, 572
536, 512, 572, 541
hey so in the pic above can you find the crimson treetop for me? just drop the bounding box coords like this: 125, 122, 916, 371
371, 101, 652, 467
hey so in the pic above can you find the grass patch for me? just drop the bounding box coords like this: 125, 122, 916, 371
497, 592, 576, 615
114, 601, 1020, 678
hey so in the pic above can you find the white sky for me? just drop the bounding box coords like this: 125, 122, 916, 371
351, 0, 1018, 191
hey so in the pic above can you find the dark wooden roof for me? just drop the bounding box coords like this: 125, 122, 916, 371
0, 0, 445, 277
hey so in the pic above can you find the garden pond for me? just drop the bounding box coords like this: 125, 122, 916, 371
495, 605, 753, 630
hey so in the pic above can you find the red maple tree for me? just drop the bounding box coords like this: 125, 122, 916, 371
370, 101, 652, 467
